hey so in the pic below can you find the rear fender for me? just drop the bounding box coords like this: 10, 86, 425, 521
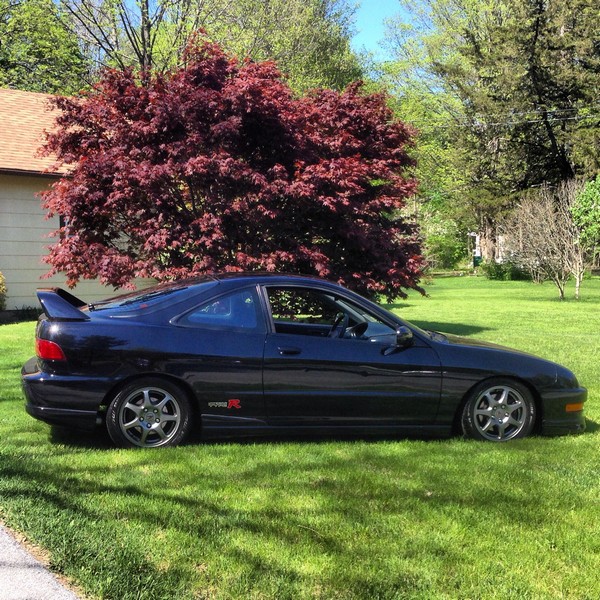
99, 373, 199, 422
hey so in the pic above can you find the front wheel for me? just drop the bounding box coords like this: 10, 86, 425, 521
107, 378, 192, 448
461, 379, 536, 442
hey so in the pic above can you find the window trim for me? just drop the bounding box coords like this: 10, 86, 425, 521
174, 285, 267, 333
260, 284, 398, 338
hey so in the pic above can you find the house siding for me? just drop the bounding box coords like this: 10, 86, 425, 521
0, 173, 115, 310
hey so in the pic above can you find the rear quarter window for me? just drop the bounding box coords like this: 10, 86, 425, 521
177, 288, 264, 332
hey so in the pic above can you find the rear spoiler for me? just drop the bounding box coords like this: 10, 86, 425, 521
36, 288, 91, 321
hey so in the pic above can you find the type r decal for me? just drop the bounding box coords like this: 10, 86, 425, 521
207, 400, 242, 409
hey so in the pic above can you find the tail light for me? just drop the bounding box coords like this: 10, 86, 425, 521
36, 338, 67, 361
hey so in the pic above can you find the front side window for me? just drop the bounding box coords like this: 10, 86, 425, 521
266, 287, 396, 340
268, 288, 339, 326
178, 288, 262, 331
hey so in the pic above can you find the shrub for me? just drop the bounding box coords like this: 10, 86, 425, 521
481, 260, 531, 281
422, 215, 467, 270
425, 233, 466, 270
0, 271, 6, 311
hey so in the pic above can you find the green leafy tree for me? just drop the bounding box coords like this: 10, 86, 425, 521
200, 0, 361, 92
571, 176, 600, 264
0, 0, 89, 94
384, 0, 600, 259
376, 74, 471, 266
60, 0, 361, 91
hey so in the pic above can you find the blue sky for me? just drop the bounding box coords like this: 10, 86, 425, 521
351, 0, 402, 59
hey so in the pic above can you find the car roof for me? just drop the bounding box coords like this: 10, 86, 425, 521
88, 273, 347, 312
166, 272, 343, 288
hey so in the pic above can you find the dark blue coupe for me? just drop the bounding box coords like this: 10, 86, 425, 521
22, 273, 586, 448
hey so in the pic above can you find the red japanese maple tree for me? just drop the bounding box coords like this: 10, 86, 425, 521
42, 40, 423, 300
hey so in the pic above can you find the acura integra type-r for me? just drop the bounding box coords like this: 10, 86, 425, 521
22, 274, 587, 448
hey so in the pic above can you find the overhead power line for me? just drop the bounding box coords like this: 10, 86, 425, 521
415, 108, 600, 133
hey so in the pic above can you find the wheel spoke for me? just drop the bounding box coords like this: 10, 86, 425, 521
483, 392, 497, 408
496, 420, 510, 439
498, 387, 509, 405
160, 414, 178, 423
507, 400, 523, 414
480, 418, 495, 433
156, 394, 174, 411
142, 389, 153, 408
124, 401, 143, 417
154, 425, 168, 440
123, 417, 140, 430
139, 426, 151, 444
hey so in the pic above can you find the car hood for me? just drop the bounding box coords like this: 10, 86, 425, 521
433, 330, 582, 388
430, 331, 548, 360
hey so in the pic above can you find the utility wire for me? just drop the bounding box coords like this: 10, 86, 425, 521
415, 110, 600, 133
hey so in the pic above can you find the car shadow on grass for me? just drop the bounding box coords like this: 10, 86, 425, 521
48, 424, 451, 449
49, 417, 597, 450
50, 425, 114, 449
407, 320, 494, 336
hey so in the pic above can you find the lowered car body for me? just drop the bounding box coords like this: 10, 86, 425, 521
22, 273, 586, 448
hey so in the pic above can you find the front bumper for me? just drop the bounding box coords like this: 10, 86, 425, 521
540, 386, 587, 436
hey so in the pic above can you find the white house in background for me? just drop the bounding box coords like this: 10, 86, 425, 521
0, 88, 113, 310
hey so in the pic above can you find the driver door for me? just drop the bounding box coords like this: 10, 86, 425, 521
262, 286, 442, 427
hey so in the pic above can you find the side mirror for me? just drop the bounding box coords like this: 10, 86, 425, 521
396, 325, 413, 347
383, 325, 413, 355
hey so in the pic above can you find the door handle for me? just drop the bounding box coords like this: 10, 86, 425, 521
278, 346, 301, 356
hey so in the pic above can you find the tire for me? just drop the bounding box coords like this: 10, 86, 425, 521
461, 379, 536, 442
107, 378, 192, 448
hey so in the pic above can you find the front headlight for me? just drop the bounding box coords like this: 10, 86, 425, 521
555, 365, 579, 389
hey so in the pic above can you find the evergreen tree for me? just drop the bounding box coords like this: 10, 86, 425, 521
385, 0, 600, 259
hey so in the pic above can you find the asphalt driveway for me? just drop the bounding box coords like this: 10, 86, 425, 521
0, 524, 81, 599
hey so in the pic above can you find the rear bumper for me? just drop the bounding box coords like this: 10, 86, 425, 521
25, 403, 99, 430
22, 356, 112, 430
540, 386, 587, 436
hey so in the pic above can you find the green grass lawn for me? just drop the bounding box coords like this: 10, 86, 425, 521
1, 276, 599, 599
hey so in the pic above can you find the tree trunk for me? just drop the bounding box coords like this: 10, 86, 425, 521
479, 219, 496, 261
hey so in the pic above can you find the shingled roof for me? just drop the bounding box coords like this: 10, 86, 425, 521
0, 88, 67, 176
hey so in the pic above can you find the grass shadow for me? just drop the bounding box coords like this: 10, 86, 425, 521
195, 430, 450, 447
383, 302, 413, 311
408, 320, 494, 336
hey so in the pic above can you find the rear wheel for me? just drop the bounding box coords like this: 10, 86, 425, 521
107, 378, 192, 448
461, 379, 535, 442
